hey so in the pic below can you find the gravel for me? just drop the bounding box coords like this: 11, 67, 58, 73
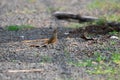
0, 0, 120, 80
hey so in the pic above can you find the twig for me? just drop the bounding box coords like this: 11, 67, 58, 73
8, 69, 44, 73
53, 11, 120, 29
53, 11, 99, 22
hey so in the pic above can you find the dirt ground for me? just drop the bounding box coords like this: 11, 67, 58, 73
0, 0, 120, 80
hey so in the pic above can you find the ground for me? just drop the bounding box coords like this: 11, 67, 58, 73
0, 0, 120, 80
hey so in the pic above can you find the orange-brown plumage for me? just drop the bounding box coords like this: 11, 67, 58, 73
45, 29, 57, 44
29, 28, 58, 48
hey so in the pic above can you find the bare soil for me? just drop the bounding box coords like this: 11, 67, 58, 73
0, 0, 120, 80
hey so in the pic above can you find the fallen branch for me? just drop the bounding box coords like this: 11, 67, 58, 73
53, 11, 99, 22
107, 21, 120, 27
8, 69, 44, 73
53, 11, 120, 27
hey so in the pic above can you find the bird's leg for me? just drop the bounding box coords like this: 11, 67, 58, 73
52, 43, 56, 49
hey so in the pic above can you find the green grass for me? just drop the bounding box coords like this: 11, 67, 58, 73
67, 23, 88, 28
40, 55, 52, 63
86, 64, 116, 74
27, 0, 36, 2
63, 37, 120, 80
67, 50, 120, 75
112, 52, 120, 65
94, 52, 106, 62
89, 51, 120, 74
109, 31, 119, 35
5, 25, 34, 31
88, 0, 120, 11
68, 59, 93, 67
87, 0, 120, 22
93, 18, 107, 25
104, 14, 120, 22
46, 7, 56, 13
110, 40, 117, 45
46, 7, 60, 13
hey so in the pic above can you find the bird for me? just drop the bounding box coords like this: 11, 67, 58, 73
45, 28, 57, 44
29, 28, 58, 48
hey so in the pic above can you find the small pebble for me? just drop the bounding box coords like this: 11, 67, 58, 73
110, 36, 119, 39
19, 36, 25, 39
64, 32, 69, 35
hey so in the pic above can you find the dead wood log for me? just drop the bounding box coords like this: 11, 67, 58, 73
107, 22, 120, 27
53, 11, 120, 27
53, 11, 99, 22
